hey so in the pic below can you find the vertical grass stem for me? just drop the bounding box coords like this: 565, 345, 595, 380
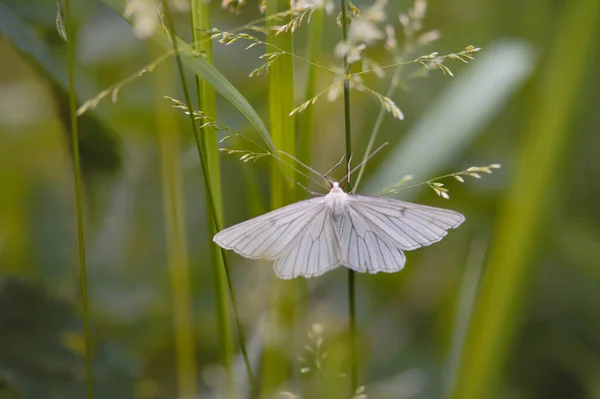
190, 0, 235, 393
64, 1, 94, 397
340, 0, 357, 392
161, 0, 256, 391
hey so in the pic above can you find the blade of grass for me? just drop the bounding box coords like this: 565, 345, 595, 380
292, 4, 324, 397
261, 0, 297, 395
449, 1, 600, 398
159, 0, 256, 393
100, 0, 276, 154
63, 1, 94, 398
64, 0, 94, 399
444, 240, 487, 396
152, 41, 199, 399
190, 0, 235, 395
339, 0, 357, 393
296, 6, 324, 189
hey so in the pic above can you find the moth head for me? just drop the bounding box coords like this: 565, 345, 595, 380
330, 182, 344, 194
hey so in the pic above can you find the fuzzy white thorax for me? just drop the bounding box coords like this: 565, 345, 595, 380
326, 182, 349, 201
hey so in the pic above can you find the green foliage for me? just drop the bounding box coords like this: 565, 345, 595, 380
0, 280, 135, 399
1, 0, 599, 398
449, 0, 600, 397
0, 3, 122, 183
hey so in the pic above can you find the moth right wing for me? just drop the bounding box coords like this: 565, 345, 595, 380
213, 197, 327, 260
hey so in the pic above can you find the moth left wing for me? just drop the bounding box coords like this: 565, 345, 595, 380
213, 197, 326, 260
274, 206, 342, 279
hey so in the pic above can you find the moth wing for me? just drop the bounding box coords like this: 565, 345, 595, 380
339, 195, 464, 274
213, 197, 326, 260
348, 195, 465, 250
339, 204, 407, 274
274, 206, 342, 279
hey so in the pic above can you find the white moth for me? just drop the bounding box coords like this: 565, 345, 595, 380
213, 181, 464, 279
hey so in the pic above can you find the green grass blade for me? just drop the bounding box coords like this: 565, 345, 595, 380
160, 2, 256, 392
296, 6, 324, 187
449, 1, 600, 398
190, 0, 235, 394
100, 0, 276, 155
159, 1, 257, 394
63, 0, 94, 397
152, 42, 199, 399
444, 241, 487, 396
261, 0, 297, 395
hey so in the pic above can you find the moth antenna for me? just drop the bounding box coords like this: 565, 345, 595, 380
283, 175, 324, 196
279, 151, 321, 177
324, 154, 345, 185
278, 151, 329, 189
341, 142, 388, 193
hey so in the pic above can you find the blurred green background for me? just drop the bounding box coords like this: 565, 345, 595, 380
1, 0, 599, 398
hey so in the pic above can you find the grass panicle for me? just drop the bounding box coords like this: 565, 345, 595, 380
77, 51, 173, 116
376, 164, 502, 198
101, 0, 277, 154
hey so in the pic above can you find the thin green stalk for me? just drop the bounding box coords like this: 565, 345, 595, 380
262, 0, 297, 395
190, 0, 235, 393
340, 0, 357, 392
153, 42, 199, 398
449, 0, 600, 398
64, 1, 94, 397
160, 0, 256, 391
296, 6, 324, 190
295, 9, 323, 395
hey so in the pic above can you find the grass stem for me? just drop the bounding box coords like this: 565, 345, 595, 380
64, 1, 94, 397
152, 32, 199, 399
340, 0, 357, 392
297, 7, 323, 189
160, 0, 256, 392
190, 0, 235, 394
261, 0, 297, 395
